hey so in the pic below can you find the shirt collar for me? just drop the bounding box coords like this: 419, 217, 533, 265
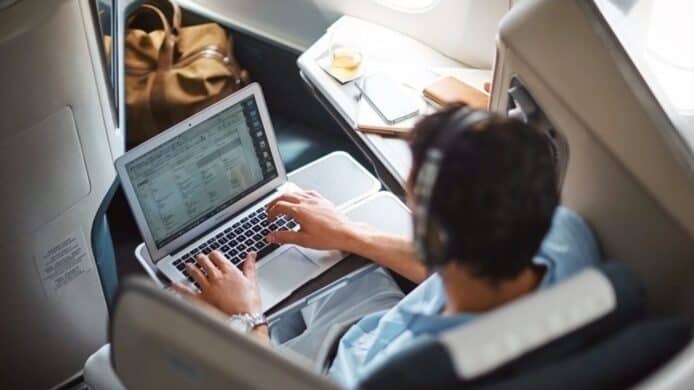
400, 256, 556, 321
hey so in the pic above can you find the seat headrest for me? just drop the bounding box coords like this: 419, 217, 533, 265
361, 262, 646, 389
110, 277, 334, 390
486, 318, 690, 389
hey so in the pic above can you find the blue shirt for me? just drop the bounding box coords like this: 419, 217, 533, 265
328, 207, 601, 388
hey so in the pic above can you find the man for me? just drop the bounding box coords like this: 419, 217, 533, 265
172, 107, 601, 387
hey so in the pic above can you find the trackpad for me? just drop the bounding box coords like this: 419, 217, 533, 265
258, 247, 318, 300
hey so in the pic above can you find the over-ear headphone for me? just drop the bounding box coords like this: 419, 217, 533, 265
413, 108, 494, 268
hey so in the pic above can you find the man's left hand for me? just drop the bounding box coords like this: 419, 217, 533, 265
172, 251, 262, 316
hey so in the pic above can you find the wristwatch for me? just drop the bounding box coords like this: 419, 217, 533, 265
227, 312, 268, 334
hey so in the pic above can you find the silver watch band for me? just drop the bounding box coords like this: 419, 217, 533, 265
244, 312, 268, 329
229, 312, 268, 332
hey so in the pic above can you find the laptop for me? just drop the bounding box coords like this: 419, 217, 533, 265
115, 83, 346, 311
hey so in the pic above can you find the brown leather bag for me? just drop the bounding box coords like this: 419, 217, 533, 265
125, 1, 250, 144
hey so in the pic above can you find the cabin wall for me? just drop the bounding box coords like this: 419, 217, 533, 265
491, 0, 694, 320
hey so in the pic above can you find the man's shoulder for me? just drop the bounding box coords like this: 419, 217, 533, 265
397, 274, 446, 314
538, 206, 602, 282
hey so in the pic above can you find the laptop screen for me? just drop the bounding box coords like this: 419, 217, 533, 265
125, 96, 278, 248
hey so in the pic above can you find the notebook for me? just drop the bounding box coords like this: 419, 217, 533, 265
423, 76, 490, 109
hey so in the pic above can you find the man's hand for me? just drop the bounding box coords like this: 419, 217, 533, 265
265, 190, 366, 252
265, 190, 429, 284
172, 251, 262, 316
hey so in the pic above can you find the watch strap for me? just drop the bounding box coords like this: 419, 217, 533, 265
245, 312, 268, 329
229, 312, 267, 332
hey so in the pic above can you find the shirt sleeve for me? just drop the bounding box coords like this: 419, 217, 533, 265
535, 206, 602, 284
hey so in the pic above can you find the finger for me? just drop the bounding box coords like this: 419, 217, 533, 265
267, 201, 302, 221
241, 251, 257, 282
196, 253, 222, 278
267, 230, 307, 246
305, 190, 323, 199
266, 193, 303, 210
186, 262, 208, 289
171, 281, 199, 300
208, 250, 233, 273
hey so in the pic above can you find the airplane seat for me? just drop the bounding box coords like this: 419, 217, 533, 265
0, 0, 122, 386
360, 262, 690, 389
107, 262, 689, 389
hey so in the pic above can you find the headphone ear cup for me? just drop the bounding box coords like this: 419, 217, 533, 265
423, 215, 450, 267
413, 152, 442, 265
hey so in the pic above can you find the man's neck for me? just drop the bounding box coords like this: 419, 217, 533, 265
441, 263, 546, 315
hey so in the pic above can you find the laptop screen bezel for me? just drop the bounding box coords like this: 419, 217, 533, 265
115, 83, 287, 262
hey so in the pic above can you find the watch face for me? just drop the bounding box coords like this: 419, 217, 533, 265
228, 316, 251, 333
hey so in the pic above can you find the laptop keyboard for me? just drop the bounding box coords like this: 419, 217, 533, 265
172, 204, 297, 288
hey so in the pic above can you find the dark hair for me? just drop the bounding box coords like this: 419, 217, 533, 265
410, 106, 559, 282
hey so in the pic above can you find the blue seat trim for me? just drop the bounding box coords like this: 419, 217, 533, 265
91, 179, 120, 310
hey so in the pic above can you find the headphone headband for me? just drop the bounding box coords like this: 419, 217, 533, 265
413, 108, 494, 267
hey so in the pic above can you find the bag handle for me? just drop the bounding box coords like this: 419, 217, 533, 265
126, 3, 171, 35
126, 3, 177, 69
166, 0, 182, 34
126, 0, 182, 31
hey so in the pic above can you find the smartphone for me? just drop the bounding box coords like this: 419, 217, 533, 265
358, 74, 420, 125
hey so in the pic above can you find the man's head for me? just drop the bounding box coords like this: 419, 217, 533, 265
408, 106, 559, 284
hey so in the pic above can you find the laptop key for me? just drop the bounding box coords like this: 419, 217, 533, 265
244, 239, 254, 246
257, 243, 279, 260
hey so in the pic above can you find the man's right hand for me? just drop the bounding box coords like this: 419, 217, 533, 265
266, 190, 428, 284
265, 190, 367, 252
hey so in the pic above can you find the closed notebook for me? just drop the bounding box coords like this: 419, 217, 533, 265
423, 76, 489, 109
356, 97, 422, 137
